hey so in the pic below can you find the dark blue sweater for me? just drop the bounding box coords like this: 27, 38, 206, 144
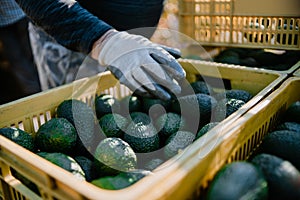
15, 0, 163, 54
15, 0, 113, 54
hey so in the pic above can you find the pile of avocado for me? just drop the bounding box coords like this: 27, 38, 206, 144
206, 100, 300, 200
0, 80, 254, 192
210, 48, 300, 71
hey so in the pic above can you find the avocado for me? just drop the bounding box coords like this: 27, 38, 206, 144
98, 113, 128, 138
259, 130, 300, 169
119, 95, 142, 116
0, 127, 35, 152
249, 50, 283, 66
38, 152, 85, 181
74, 156, 96, 182
93, 137, 137, 177
129, 112, 151, 125
188, 80, 214, 96
91, 169, 152, 190
214, 50, 241, 65
155, 112, 186, 140
164, 131, 195, 159
207, 161, 268, 200
251, 153, 300, 200
94, 94, 121, 119
262, 63, 291, 71
283, 101, 300, 124
142, 97, 171, 119
195, 122, 219, 140
35, 118, 77, 154
214, 89, 253, 103
123, 121, 160, 153
56, 99, 96, 153
213, 98, 245, 122
171, 93, 217, 131
239, 57, 259, 67
275, 122, 300, 132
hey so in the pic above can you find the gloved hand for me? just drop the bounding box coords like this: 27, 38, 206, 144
95, 30, 186, 100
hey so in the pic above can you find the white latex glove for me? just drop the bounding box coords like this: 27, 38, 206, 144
95, 30, 186, 100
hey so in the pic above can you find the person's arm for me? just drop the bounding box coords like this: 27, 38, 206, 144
15, 0, 113, 54
16, 0, 186, 100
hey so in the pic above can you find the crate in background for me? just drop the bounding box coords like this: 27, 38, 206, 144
179, 0, 300, 50
141, 76, 300, 200
0, 60, 286, 200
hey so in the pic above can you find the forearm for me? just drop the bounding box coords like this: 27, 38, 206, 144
15, 0, 113, 54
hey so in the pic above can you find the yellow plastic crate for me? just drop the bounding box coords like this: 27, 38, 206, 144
143, 76, 300, 200
0, 60, 286, 200
293, 65, 300, 76
179, 0, 300, 50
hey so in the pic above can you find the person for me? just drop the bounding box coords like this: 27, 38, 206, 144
15, 0, 186, 100
0, 0, 41, 104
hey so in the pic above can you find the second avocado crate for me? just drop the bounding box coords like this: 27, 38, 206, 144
140, 77, 300, 199
178, 0, 300, 50
0, 59, 286, 200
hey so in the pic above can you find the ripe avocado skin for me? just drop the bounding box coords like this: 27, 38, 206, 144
251, 153, 300, 200
37, 152, 85, 181
195, 122, 219, 140
98, 113, 128, 138
275, 122, 300, 132
0, 127, 35, 152
94, 94, 121, 119
123, 121, 160, 153
155, 112, 186, 139
213, 98, 245, 122
129, 112, 151, 125
214, 49, 241, 65
188, 81, 214, 96
259, 130, 300, 169
119, 95, 142, 116
207, 161, 268, 200
164, 131, 195, 159
214, 89, 253, 103
74, 156, 97, 182
91, 169, 151, 190
284, 101, 300, 124
56, 99, 96, 153
35, 118, 77, 154
171, 93, 217, 130
142, 97, 171, 113
93, 137, 137, 177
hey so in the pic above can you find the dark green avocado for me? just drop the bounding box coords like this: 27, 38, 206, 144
0, 127, 35, 152
251, 153, 300, 200
283, 101, 300, 124
164, 131, 195, 159
35, 118, 77, 154
94, 94, 121, 119
259, 130, 300, 169
93, 137, 137, 177
207, 161, 268, 200
56, 99, 97, 153
123, 121, 160, 153
38, 152, 85, 181
98, 113, 128, 138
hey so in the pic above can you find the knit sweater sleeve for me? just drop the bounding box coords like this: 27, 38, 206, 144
15, 0, 113, 54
